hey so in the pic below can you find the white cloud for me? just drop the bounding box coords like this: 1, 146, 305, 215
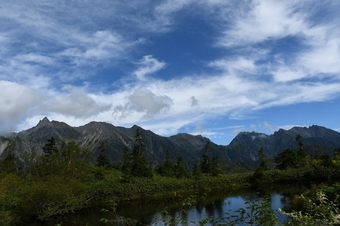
0, 81, 42, 134
219, 0, 306, 47
46, 86, 111, 118
113, 88, 173, 120
209, 57, 256, 74
133, 55, 166, 80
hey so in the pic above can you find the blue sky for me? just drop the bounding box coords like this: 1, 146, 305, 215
1, 0, 340, 145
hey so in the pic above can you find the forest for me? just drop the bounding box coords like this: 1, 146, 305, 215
1, 129, 340, 225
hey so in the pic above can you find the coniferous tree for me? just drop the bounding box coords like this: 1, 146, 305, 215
96, 142, 111, 168
275, 148, 298, 170
192, 163, 202, 178
130, 128, 151, 177
122, 146, 131, 174
157, 150, 174, 177
175, 154, 188, 178
42, 136, 58, 154
296, 134, 307, 167
258, 147, 269, 170
296, 134, 306, 158
200, 141, 211, 174
210, 152, 222, 176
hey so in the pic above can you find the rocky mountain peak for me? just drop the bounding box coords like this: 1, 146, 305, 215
37, 117, 51, 126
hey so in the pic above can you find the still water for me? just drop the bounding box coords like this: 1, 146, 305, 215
55, 185, 303, 225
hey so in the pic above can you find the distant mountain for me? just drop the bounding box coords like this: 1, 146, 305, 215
1, 118, 340, 170
225, 125, 340, 163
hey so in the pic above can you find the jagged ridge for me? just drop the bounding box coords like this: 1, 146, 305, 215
1, 119, 340, 170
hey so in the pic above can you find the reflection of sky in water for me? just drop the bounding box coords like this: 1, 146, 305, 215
150, 194, 287, 225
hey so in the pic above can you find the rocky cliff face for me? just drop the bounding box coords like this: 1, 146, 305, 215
1, 119, 340, 169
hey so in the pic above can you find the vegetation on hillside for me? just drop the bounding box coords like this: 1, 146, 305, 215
1, 132, 340, 225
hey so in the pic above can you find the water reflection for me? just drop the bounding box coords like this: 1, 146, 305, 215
54, 184, 304, 225
121, 193, 288, 225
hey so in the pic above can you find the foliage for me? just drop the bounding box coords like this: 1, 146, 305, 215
100, 202, 139, 226
157, 150, 175, 177
96, 142, 112, 168
258, 147, 269, 170
160, 195, 193, 226
122, 128, 153, 178
174, 154, 189, 178
284, 191, 340, 225
42, 136, 59, 154
192, 163, 202, 179
5, 134, 340, 225
0, 153, 17, 176
200, 141, 211, 174
275, 148, 298, 170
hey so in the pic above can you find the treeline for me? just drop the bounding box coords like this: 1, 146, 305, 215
0, 129, 244, 225
1, 130, 340, 225
252, 134, 340, 185
98, 129, 224, 179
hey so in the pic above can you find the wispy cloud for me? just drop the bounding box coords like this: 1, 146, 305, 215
133, 55, 166, 80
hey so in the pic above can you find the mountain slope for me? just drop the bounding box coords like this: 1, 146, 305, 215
1, 119, 340, 170
225, 125, 340, 164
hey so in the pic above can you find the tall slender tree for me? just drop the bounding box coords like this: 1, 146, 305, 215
130, 128, 151, 177
96, 142, 111, 168
210, 152, 222, 176
157, 150, 174, 177
175, 154, 188, 178
258, 147, 269, 170
200, 141, 211, 174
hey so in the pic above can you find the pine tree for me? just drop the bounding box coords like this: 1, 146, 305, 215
175, 154, 188, 178
296, 134, 306, 158
258, 147, 268, 170
192, 163, 202, 178
42, 136, 58, 154
200, 141, 211, 174
96, 142, 111, 168
130, 128, 151, 177
157, 150, 174, 177
210, 152, 222, 176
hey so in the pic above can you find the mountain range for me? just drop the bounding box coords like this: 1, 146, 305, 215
1, 117, 340, 170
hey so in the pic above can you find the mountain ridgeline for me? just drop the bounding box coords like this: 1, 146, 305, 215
1, 117, 340, 170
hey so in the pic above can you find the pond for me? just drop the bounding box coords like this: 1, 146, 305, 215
48, 184, 305, 225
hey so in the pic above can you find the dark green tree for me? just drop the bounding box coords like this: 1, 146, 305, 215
157, 150, 174, 177
42, 136, 58, 154
295, 134, 308, 167
175, 154, 188, 178
275, 148, 298, 170
96, 142, 111, 168
130, 128, 151, 177
192, 163, 202, 178
296, 134, 306, 157
200, 141, 211, 174
210, 152, 222, 176
258, 147, 269, 170
122, 146, 131, 173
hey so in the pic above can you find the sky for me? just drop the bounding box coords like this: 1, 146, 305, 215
1, 0, 340, 145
